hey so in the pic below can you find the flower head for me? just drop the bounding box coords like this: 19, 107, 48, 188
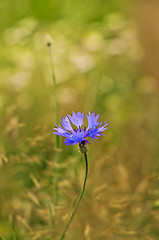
53, 112, 109, 149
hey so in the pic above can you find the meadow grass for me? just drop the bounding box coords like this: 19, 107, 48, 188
0, 1, 159, 240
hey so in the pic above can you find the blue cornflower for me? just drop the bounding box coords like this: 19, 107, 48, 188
53, 112, 109, 150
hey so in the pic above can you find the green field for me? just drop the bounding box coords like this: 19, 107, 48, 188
0, 0, 159, 239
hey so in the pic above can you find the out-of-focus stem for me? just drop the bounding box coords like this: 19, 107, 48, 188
47, 39, 60, 229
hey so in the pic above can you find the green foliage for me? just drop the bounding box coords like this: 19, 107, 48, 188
0, 0, 159, 239
12, 221, 17, 240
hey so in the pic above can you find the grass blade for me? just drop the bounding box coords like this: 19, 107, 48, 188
12, 221, 17, 240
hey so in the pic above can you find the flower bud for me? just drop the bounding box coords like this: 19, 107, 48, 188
79, 141, 88, 154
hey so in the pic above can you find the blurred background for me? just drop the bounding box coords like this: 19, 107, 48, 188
0, 0, 159, 239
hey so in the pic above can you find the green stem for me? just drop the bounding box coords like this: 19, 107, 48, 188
47, 43, 59, 127
59, 152, 88, 240
12, 220, 17, 240
47, 41, 60, 227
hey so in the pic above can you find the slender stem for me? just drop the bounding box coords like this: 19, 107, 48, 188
47, 43, 59, 127
12, 220, 17, 240
47, 41, 60, 227
59, 152, 88, 240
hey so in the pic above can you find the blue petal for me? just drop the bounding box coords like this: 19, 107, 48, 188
68, 112, 84, 128
98, 121, 109, 132
53, 124, 71, 138
64, 129, 86, 145
61, 116, 73, 131
86, 121, 109, 140
86, 112, 99, 130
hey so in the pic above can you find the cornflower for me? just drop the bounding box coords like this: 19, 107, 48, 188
53, 112, 108, 153
53, 112, 109, 240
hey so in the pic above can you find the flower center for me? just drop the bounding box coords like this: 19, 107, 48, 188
73, 125, 86, 132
